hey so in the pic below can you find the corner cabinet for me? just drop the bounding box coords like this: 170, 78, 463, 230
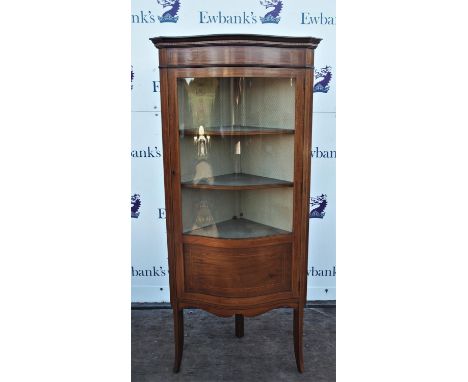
150, 34, 321, 373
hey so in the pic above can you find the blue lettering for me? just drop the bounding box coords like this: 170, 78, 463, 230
301, 12, 336, 25
153, 81, 160, 93
199, 10, 260, 24
199, 11, 208, 23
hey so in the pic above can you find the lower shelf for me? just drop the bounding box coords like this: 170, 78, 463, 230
184, 217, 291, 239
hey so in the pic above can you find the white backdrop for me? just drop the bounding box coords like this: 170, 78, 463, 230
131, 0, 336, 302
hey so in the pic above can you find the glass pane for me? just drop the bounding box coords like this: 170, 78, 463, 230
182, 189, 293, 239
178, 77, 295, 239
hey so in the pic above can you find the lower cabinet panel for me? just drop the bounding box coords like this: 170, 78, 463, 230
183, 242, 292, 298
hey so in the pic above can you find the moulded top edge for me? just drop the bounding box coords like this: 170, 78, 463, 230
150, 34, 322, 49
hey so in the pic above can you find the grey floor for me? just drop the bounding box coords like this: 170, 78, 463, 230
132, 307, 335, 382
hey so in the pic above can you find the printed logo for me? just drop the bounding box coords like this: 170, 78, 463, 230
157, 0, 180, 23
131, 66, 134, 90
158, 208, 166, 219
301, 12, 336, 25
313, 66, 332, 93
259, 0, 283, 24
132, 266, 168, 277
199, 0, 282, 24
131, 11, 156, 23
311, 146, 336, 159
199, 11, 257, 24
153, 80, 160, 93
131, 194, 141, 219
309, 194, 327, 219
131, 146, 162, 158
307, 266, 336, 277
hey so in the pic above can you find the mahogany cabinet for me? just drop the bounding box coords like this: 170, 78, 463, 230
150, 34, 321, 373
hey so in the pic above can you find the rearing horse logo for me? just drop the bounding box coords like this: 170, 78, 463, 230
313, 66, 332, 93
259, 0, 282, 24
157, 0, 180, 23
131, 194, 141, 219
309, 194, 327, 219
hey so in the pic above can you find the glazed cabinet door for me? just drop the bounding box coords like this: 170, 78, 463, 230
165, 67, 306, 305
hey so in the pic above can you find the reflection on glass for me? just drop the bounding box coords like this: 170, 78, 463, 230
192, 198, 218, 237
193, 125, 210, 158
182, 189, 293, 239
178, 77, 295, 239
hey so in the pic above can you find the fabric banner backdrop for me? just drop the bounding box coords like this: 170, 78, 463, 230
131, 0, 336, 302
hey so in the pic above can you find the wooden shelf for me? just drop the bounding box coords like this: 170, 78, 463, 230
184, 218, 291, 239
181, 125, 294, 136
181, 173, 293, 190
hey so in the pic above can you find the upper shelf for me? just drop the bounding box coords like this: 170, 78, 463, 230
180, 125, 294, 136
181, 173, 293, 190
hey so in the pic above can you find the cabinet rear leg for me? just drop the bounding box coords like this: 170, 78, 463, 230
173, 308, 184, 373
293, 307, 304, 373
235, 314, 244, 338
